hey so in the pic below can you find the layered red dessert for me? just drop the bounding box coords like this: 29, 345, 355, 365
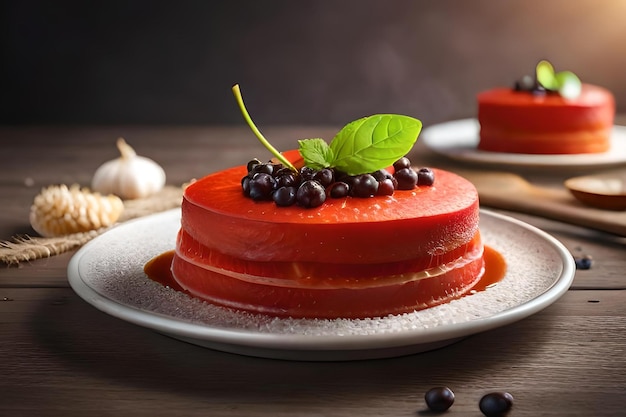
171, 149, 485, 319
168, 89, 486, 319
478, 61, 615, 154
478, 85, 615, 154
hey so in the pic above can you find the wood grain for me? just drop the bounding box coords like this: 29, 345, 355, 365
1, 288, 624, 417
458, 170, 626, 236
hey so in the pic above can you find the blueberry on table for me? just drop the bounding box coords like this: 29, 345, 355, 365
479, 392, 514, 417
424, 386, 455, 412
574, 255, 593, 270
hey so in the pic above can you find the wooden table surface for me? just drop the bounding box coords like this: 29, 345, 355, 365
1, 121, 625, 417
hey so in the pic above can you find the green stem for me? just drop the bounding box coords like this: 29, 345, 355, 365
232, 84, 297, 172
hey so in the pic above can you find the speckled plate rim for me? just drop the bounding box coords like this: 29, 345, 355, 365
68, 208, 575, 361
422, 118, 626, 168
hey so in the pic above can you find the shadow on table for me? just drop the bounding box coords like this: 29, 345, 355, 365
29, 292, 555, 407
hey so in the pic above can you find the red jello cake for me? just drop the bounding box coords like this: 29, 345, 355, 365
478, 61, 615, 154
172, 149, 484, 319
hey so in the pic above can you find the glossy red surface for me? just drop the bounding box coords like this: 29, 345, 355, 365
182, 150, 480, 264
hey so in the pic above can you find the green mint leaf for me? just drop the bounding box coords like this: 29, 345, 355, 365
555, 70, 582, 99
536, 60, 582, 99
298, 138, 333, 170
328, 114, 422, 175
536, 60, 558, 90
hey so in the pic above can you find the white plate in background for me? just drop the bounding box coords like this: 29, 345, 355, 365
422, 118, 626, 168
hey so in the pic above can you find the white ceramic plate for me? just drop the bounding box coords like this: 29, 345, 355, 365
68, 209, 575, 361
422, 118, 626, 168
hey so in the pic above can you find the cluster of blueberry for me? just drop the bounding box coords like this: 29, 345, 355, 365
241, 156, 435, 208
513, 74, 551, 95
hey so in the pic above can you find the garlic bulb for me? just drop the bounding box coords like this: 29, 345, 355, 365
30, 184, 124, 237
91, 138, 166, 200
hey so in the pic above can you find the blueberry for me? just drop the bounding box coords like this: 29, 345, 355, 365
393, 157, 411, 171
327, 182, 350, 198
574, 255, 593, 270
531, 85, 547, 96
241, 175, 251, 197
351, 174, 378, 197
250, 163, 274, 176
424, 386, 455, 412
299, 166, 317, 181
372, 169, 393, 182
313, 168, 335, 187
336, 173, 356, 190
514, 74, 536, 92
273, 186, 297, 207
417, 167, 435, 186
296, 180, 326, 208
479, 392, 514, 417
273, 167, 293, 178
246, 158, 262, 173
376, 178, 396, 196
248, 173, 276, 200
394, 167, 418, 190
275, 171, 299, 189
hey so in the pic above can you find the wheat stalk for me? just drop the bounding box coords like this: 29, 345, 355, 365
0, 185, 184, 265
0, 231, 104, 265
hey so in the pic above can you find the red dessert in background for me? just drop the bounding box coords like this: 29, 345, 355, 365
171, 150, 485, 319
478, 84, 615, 154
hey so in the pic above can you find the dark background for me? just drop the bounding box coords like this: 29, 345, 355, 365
2, 0, 625, 127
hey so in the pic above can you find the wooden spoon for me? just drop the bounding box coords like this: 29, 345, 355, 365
455, 170, 626, 236
565, 172, 626, 210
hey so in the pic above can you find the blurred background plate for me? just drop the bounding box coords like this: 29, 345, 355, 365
422, 118, 626, 168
